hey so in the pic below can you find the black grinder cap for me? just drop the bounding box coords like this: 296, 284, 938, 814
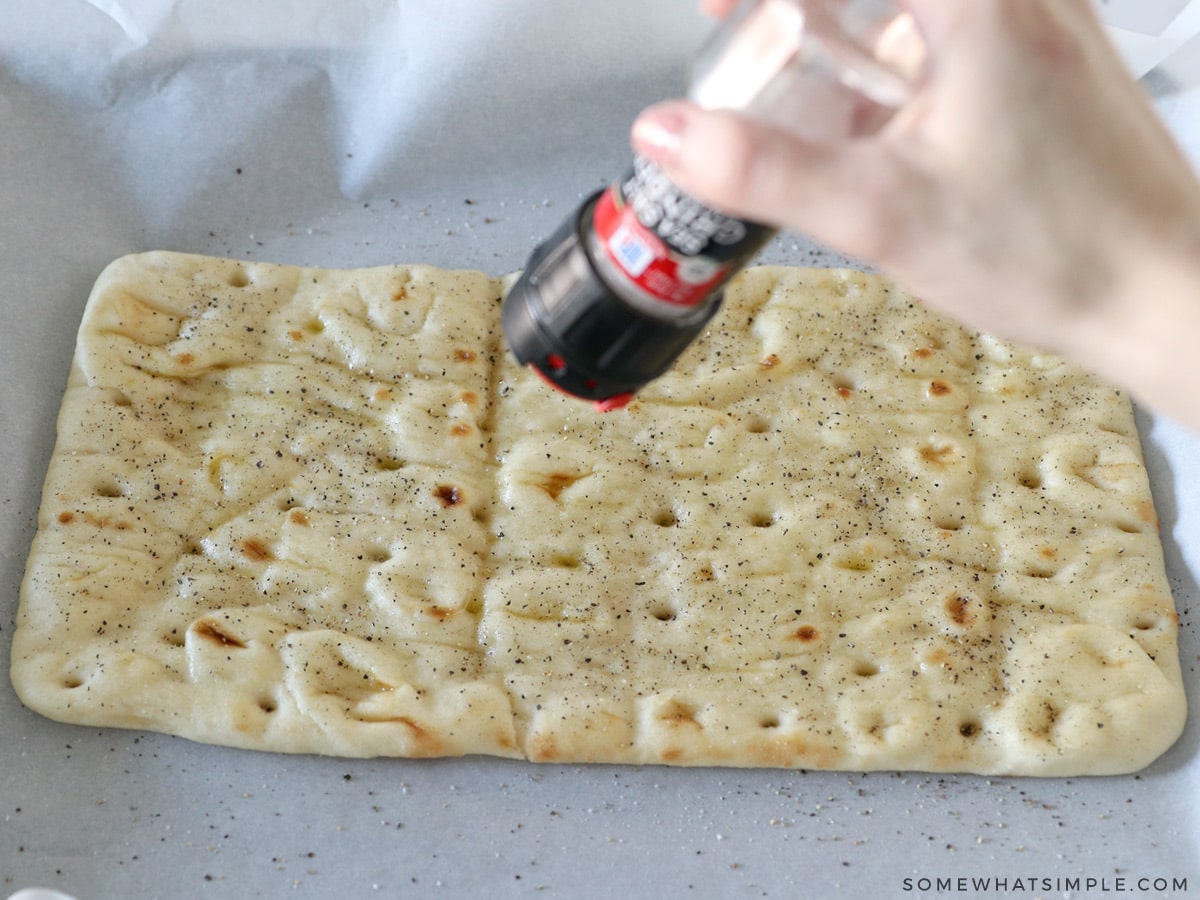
501, 191, 724, 412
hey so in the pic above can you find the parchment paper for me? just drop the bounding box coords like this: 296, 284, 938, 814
3, 2, 1200, 898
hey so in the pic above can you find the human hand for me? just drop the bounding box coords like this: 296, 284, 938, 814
633, 0, 1200, 426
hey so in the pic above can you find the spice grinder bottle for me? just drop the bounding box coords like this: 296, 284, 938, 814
502, 0, 928, 411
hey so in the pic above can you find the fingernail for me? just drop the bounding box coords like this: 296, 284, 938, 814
632, 104, 686, 161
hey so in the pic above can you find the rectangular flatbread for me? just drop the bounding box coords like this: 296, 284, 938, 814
12, 251, 1185, 774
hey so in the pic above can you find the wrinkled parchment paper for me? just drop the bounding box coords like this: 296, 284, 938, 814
3, 2, 1200, 898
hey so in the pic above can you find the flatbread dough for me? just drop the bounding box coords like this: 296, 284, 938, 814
12, 251, 1185, 774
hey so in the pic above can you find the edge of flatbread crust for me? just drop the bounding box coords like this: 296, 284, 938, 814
11, 251, 1187, 775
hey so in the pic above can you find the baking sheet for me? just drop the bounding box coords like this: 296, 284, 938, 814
3, 1, 1200, 897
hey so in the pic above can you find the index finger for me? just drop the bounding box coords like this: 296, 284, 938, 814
700, 0, 740, 17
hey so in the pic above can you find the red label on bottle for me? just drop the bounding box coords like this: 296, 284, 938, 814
592, 185, 733, 307
590, 156, 773, 308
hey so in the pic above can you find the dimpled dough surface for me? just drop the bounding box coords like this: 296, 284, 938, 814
13, 252, 1185, 774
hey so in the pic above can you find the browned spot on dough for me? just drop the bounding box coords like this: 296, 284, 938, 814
373, 387, 392, 402
176, 352, 195, 365
660, 701, 700, 727
392, 286, 408, 301
434, 484, 463, 507
925, 647, 952, 667
194, 619, 246, 649
241, 539, 273, 561
288, 329, 304, 341
945, 595, 974, 627
920, 444, 956, 466
697, 565, 715, 581
929, 380, 953, 396
540, 472, 585, 500
1136, 499, 1157, 525
355, 715, 443, 754
527, 732, 558, 762
760, 354, 780, 369
455, 348, 477, 362
756, 734, 812, 768
914, 347, 935, 359
396, 716, 425, 736
82, 512, 130, 531
793, 625, 820, 642
836, 386, 854, 399
460, 390, 479, 406
450, 423, 472, 437
1039, 546, 1057, 559
426, 606, 455, 620
57, 511, 75, 524
661, 748, 685, 762
288, 509, 310, 526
